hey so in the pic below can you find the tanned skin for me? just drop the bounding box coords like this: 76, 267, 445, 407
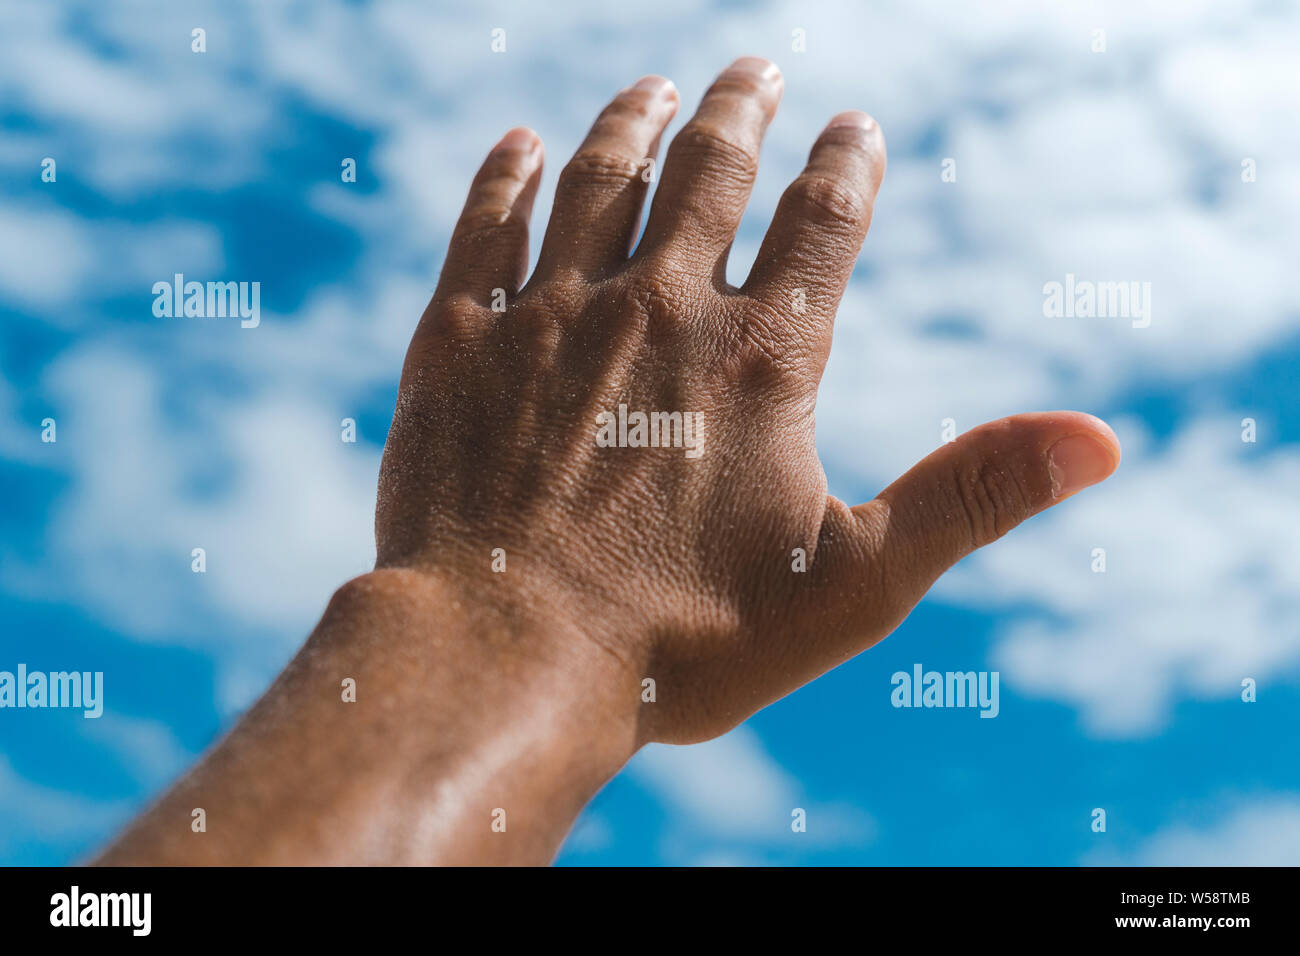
95, 57, 1119, 866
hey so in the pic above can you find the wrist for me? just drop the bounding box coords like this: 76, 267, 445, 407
316, 568, 644, 862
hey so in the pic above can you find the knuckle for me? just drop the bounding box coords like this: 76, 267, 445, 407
786, 174, 867, 229
619, 271, 689, 332
949, 455, 1032, 550
516, 282, 578, 323
456, 204, 528, 244
423, 293, 487, 341
735, 328, 805, 390
669, 123, 756, 181
732, 337, 802, 392
561, 148, 639, 188
604, 88, 657, 122
734, 299, 800, 370
708, 293, 820, 389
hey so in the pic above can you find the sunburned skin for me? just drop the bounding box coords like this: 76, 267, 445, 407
94, 55, 1119, 866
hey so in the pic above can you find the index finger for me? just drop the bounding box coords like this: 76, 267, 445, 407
741, 111, 885, 339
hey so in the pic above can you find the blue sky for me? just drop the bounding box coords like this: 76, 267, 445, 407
2, 0, 1298, 866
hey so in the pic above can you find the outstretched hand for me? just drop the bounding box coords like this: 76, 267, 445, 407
377, 55, 1120, 744
97, 56, 1119, 866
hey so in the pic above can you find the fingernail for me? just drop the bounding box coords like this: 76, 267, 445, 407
1047, 434, 1118, 499
633, 75, 678, 101
495, 127, 541, 158
825, 110, 877, 132
729, 56, 782, 87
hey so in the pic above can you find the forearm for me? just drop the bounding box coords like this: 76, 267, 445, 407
93, 569, 641, 866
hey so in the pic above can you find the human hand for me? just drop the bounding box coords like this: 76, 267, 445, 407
94, 55, 1121, 867
374, 55, 1121, 746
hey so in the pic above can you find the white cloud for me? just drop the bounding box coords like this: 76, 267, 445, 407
0, 206, 223, 318
0, 207, 97, 310
629, 726, 873, 850
5, 344, 378, 713
1097, 797, 1300, 866
632, 727, 801, 838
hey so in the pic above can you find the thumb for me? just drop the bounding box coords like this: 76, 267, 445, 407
852, 411, 1120, 620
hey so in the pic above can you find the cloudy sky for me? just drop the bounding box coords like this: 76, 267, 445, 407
2, 0, 1297, 865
